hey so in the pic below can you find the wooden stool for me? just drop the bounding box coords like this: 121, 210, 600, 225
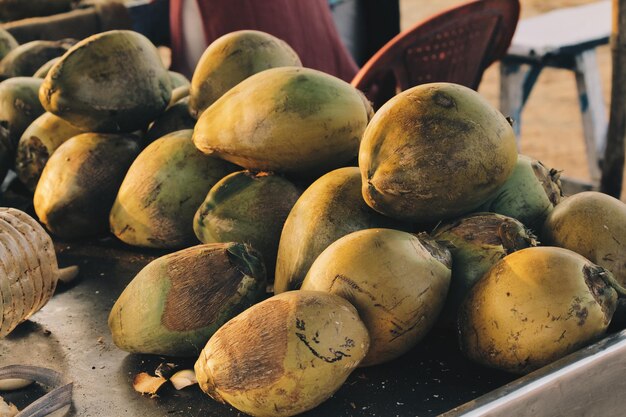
500, 0, 610, 187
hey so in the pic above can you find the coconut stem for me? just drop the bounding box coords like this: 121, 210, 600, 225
599, 269, 626, 298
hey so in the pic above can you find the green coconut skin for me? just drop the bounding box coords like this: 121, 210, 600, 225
33, 132, 141, 239
110, 129, 239, 249
359, 82, 518, 224
432, 212, 537, 329
0, 77, 45, 152
274, 167, 405, 293
193, 67, 371, 176
189, 29, 302, 118
15, 112, 85, 192
478, 154, 562, 234
0, 27, 18, 63
0, 40, 73, 78
542, 191, 626, 287
194, 171, 301, 280
108, 242, 267, 357
39, 30, 172, 133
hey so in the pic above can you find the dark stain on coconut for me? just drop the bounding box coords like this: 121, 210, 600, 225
295, 318, 352, 363
432, 91, 456, 109
582, 264, 617, 322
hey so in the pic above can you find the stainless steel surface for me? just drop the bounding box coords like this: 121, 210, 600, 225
442, 330, 626, 417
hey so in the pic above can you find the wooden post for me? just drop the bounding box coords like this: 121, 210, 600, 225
601, 0, 626, 197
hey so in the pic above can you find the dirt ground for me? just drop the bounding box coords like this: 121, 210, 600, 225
400, 0, 626, 200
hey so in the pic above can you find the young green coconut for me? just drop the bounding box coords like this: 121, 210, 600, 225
0, 40, 74, 78
432, 212, 537, 328
189, 29, 302, 118
34, 133, 141, 239
458, 246, 626, 374
478, 154, 563, 234
109, 242, 267, 357
0, 77, 45, 153
194, 290, 369, 417
301, 228, 451, 366
194, 171, 301, 280
359, 82, 517, 224
39, 30, 172, 133
109, 129, 238, 249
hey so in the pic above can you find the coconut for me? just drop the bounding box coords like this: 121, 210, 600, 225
194, 290, 369, 417
34, 133, 141, 239
193, 67, 372, 176
15, 112, 84, 192
301, 228, 451, 366
194, 171, 301, 279
0, 208, 76, 338
0, 77, 45, 152
432, 212, 537, 328
0, 39, 74, 78
109, 242, 267, 357
189, 30, 302, 118
542, 191, 626, 287
274, 167, 404, 293
109, 130, 238, 249
458, 246, 619, 374
39, 30, 172, 133
0, 28, 18, 63
359, 82, 518, 224
478, 154, 562, 234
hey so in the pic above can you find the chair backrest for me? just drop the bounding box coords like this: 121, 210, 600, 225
169, 0, 359, 82
352, 0, 520, 110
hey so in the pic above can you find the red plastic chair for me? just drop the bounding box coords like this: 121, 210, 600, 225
352, 0, 520, 110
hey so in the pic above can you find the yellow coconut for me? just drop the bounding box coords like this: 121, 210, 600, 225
359, 82, 517, 224
301, 228, 451, 366
193, 67, 372, 176
195, 290, 369, 417
459, 246, 618, 374
189, 29, 301, 117
542, 191, 626, 286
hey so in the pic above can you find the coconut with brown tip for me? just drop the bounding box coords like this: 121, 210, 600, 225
194, 290, 369, 417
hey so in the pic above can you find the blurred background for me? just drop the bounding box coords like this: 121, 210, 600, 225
402, 0, 621, 198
